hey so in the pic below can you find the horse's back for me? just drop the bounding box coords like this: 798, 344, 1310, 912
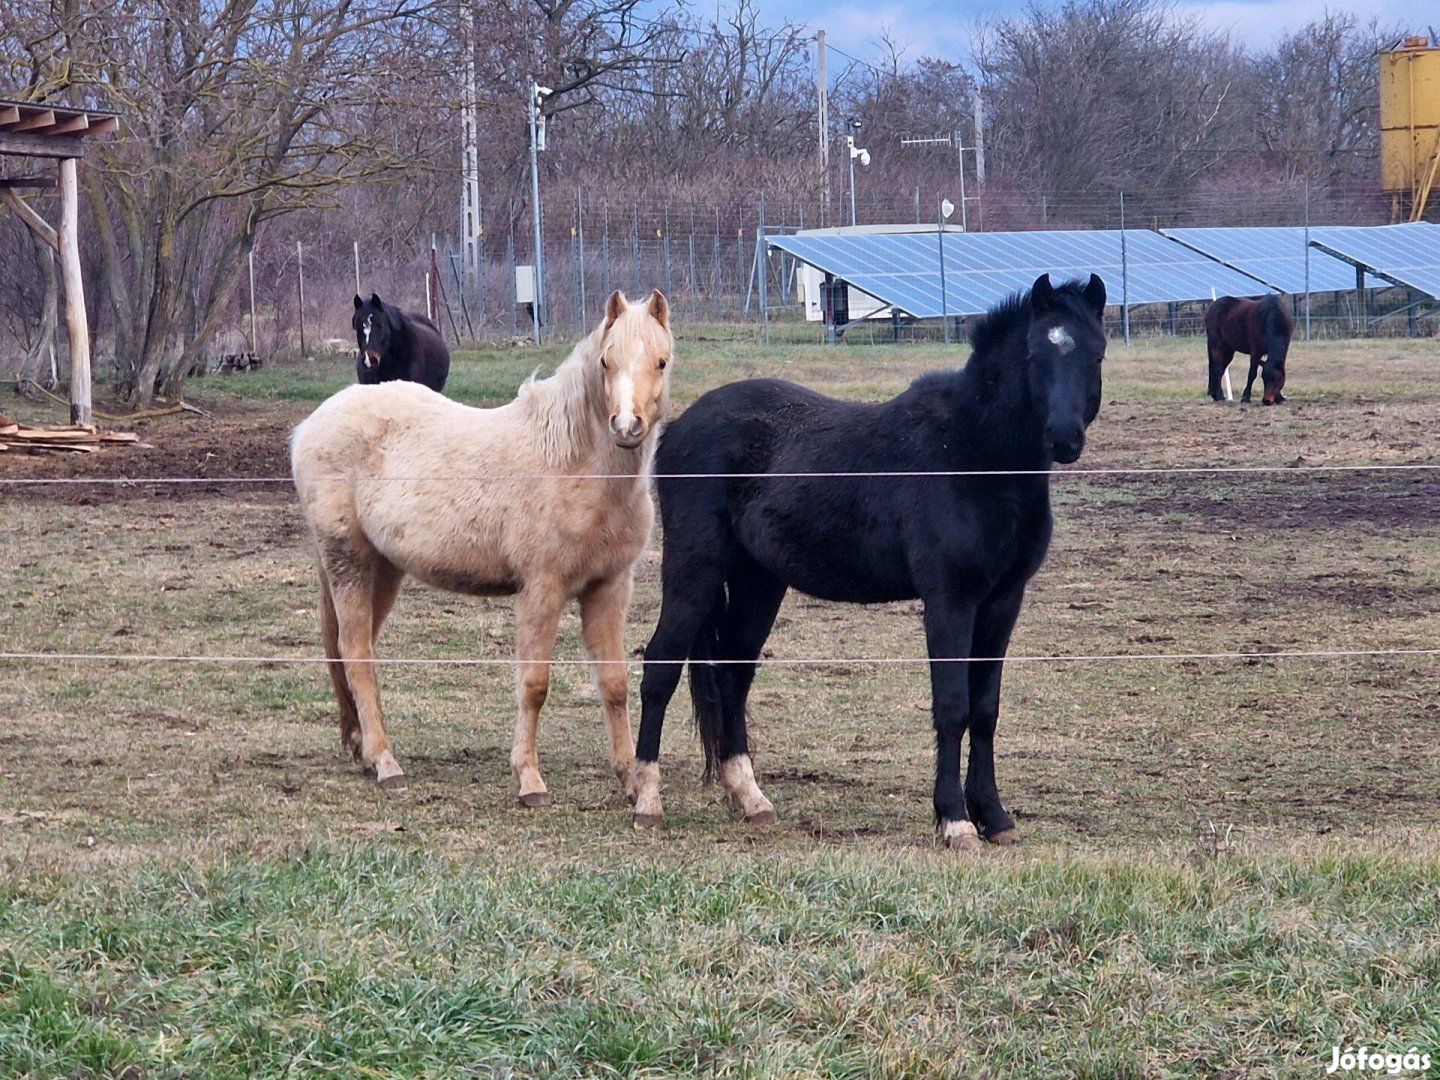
655, 378, 934, 603
292, 381, 453, 478
658, 378, 877, 475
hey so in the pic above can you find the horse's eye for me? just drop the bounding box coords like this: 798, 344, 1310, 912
658, 358, 668, 370
600, 355, 609, 370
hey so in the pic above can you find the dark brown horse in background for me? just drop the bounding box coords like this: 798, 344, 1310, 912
1205, 295, 1292, 405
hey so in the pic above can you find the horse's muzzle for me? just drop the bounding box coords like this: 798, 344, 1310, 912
362, 350, 380, 369
1046, 428, 1085, 464
610, 415, 646, 448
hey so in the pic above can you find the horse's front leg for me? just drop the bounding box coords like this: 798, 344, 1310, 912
1242, 355, 1262, 403
510, 583, 566, 807
965, 586, 1026, 845
580, 572, 637, 801
923, 593, 980, 852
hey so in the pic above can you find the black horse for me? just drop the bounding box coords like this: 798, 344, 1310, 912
1205, 295, 1292, 405
629, 273, 1107, 851
352, 293, 450, 393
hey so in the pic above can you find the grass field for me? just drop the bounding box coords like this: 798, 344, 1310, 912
3, 329, 1439, 1078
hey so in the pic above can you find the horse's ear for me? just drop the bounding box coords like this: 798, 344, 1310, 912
1084, 274, 1107, 317
1029, 274, 1054, 313
603, 290, 628, 331
353, 294, 363, 310
370, 292, 383, 308
647, 289, 670, 329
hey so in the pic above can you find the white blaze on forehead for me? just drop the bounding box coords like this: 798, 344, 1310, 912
614, 370, 636, 426
1048, 325, 1075, 353
362, 315, 372, 346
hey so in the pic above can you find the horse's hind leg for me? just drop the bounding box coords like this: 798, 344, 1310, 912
510, 581, 566, 807
322, 538, 405, 789
318, 568, 361, 760
713, 566, 788, 825
1206, 339, 1234, 401
579, 571, 637, 800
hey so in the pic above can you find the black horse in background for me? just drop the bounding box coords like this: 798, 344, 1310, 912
1205, 294, 1292, 405
352, 293, 450, 393
629, 273, 1108, 852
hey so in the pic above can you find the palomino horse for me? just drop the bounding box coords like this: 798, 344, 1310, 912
1205, 295, 1292, 405
292, 289, 672, 801
632, 274, 1106, 851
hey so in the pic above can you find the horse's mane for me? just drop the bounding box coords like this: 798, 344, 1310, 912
966, 278, 1097, 359
518, 328, 608, 467
966, 290, 1033, 358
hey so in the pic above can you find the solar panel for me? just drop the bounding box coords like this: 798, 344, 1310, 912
1162, 227, 1357, 294
1308, 222, 1440, 299
768, 229, 1272, 319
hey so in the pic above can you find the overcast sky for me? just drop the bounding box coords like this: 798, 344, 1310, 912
716, 0, 1426, 64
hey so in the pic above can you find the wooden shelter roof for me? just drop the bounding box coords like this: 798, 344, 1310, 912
0, 98, 120, 160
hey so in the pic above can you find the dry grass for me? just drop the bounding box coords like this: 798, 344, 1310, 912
2, 331, 1439, 1077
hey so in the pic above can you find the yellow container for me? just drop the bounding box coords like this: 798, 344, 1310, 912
1379, 38, 1440, 209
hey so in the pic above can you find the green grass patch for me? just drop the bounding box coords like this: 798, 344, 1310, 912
3, 846, 1438, 1078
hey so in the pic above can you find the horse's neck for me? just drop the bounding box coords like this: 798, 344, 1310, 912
955, 339, 1047, 467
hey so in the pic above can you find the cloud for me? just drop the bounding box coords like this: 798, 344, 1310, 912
1174, 0, 1414, 43
776, 0, 1419, 61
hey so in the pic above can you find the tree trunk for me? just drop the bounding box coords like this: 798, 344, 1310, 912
21, 231, 59, 387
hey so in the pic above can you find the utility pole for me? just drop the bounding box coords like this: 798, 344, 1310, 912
816, 30, 829, 228
846, 118, 868, 227
973, 95, 986, 185
528, 79, 553, 344
460, 0, 482, 307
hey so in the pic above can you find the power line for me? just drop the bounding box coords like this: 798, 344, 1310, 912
2, 647, 1437, 668
2, 463, 1438, 486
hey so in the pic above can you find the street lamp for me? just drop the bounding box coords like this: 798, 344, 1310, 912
528, 80, 553, 343
845, 117, 869, 227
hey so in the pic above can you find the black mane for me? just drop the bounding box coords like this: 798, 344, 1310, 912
967, 277, 1098, 359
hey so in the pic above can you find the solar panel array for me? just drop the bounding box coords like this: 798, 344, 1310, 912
769, 229, 1273, 319
1308, 222, 1440, 299
1162, 227, 1357, 294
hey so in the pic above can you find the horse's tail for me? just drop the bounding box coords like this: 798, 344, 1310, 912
688, 602, 728, 782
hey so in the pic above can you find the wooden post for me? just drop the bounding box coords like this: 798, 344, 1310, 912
57, 157, 91, 425
296, 240, 307, 357
248, 248, 257, 353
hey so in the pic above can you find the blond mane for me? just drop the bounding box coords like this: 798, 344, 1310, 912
518, 325, 608, 468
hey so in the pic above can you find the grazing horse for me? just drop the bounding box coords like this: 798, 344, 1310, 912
352, 293, 451, 393
293, 290, 672, 800
1205, 295, 1292, 405
631, 274, 1107, 851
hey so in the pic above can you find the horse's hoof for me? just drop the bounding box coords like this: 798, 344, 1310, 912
378, 773, 407, 792
986, 828, 1022, 846
631, 812, 663, 830
518, 791, 551, 808
745, 809, 778, 826
940, 820, 982, 853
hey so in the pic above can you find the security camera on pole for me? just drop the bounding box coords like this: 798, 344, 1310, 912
528, 80, 554, 343
845, 117, 870, 227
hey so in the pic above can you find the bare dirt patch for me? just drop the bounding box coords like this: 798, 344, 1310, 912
2, 339, 1438, 869
0, 397, 303, 504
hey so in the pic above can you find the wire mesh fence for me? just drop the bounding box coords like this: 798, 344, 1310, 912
239, 184, 1439, 353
